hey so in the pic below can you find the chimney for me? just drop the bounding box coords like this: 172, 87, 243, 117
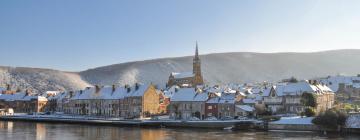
6, 84, 11, 91
112, 85, 116, 93
80, 90, 83, 94
69, 91, 74, 98
95, 85, 100, 93
25, 89, 30, 96
135, 83, 139, 90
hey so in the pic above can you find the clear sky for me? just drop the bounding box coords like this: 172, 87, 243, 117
0, 0, 359, 71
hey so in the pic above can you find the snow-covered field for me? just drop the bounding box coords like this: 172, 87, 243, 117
271, 117, 314, 125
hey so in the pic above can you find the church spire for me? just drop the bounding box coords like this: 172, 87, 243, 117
195, 41, 199, 60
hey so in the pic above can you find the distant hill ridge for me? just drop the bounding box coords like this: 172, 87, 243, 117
1, 49, 360, 93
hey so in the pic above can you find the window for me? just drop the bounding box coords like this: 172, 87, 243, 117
208, 106, 213, 110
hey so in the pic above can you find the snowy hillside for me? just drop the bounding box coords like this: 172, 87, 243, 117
1, 49, 360, 92
80, 49, 360, 87
0, 66, 91, 93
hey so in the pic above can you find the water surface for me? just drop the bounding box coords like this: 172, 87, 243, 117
0, 121, 357, 140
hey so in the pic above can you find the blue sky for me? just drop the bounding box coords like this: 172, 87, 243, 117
0, 0, 359, 71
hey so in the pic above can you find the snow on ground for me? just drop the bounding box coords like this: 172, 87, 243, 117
271, 117, 314, 125
346, 114, 360, 128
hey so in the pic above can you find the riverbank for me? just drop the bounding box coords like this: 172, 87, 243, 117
0, 115, 257, 129
1, 115, 359, 134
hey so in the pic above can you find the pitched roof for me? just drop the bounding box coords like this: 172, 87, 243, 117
264, 81, 334, 97
0, 92, 47, 101
171, 72, 194, 79
236, 105, 254, 112
70, 84, 151, 100
170, 88, 208, 102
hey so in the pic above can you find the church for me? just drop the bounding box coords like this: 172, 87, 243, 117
167, 43, 204, 88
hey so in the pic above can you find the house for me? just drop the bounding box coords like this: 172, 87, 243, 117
318, 75, 360, 102
167, 43, 204, 88
122, 84, 161, 118
206, 93, 236, 119
263, 80, 335, 114
68, 85, 126, 117
169, 88, 208, 120
158, 90, 170, 114
0, 108, 14, 116
235, 105, 255, 117
0, 90, 48, 113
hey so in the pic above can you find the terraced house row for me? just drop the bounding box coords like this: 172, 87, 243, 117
49, 83, 167, 118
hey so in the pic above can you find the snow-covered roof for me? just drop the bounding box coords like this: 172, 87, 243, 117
264, 81, 334, 97
0, 92, 47, 101
236, 105, 254, 112
48, 91, 69, 100
126, 84, 151, 97
71, 84, 151, 100
0, 87, 5, 93
170, 88, 208, 102
262, 88, 271, 97
206, 94, 235, 104
163, 86, 179, 98
171, 72, 194, 79
241, 98, 256, 104
319, 75, 360, 92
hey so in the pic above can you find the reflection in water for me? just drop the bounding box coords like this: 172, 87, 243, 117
0, 121, 357, 140
36, 123, 46, 140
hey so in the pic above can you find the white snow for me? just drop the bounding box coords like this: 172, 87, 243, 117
0, 92, 47, 101
263, 81, 334, 97
271, 117, 314, 125
171, 72, 194, 79
346, 114, 360, 128
170, 88, 208, 102
236, 105, 255, 112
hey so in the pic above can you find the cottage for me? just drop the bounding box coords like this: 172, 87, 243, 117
169, 88, 208, 120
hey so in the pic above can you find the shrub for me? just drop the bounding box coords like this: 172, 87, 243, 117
312, 109, 348, 129
304, 108, 316, 117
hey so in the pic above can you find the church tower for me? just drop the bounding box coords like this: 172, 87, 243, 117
193, 42, 204, 86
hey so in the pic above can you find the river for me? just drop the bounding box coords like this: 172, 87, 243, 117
0, 121, 358, 140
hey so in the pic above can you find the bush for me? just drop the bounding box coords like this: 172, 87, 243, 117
301, 92, 317, 108
312, 109, 348, 129
304, 108, 316, 117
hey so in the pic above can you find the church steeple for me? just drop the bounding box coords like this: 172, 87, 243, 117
193, 41, 204, 86
195, 41, 199, 60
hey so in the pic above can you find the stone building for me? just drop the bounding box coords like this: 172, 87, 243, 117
167, 43, 204, 88
0, 90, 48, 113
263, 81, 335, 114
205, 93, 236, 119
63, 84, 161, 118
168, 88, 208, 120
